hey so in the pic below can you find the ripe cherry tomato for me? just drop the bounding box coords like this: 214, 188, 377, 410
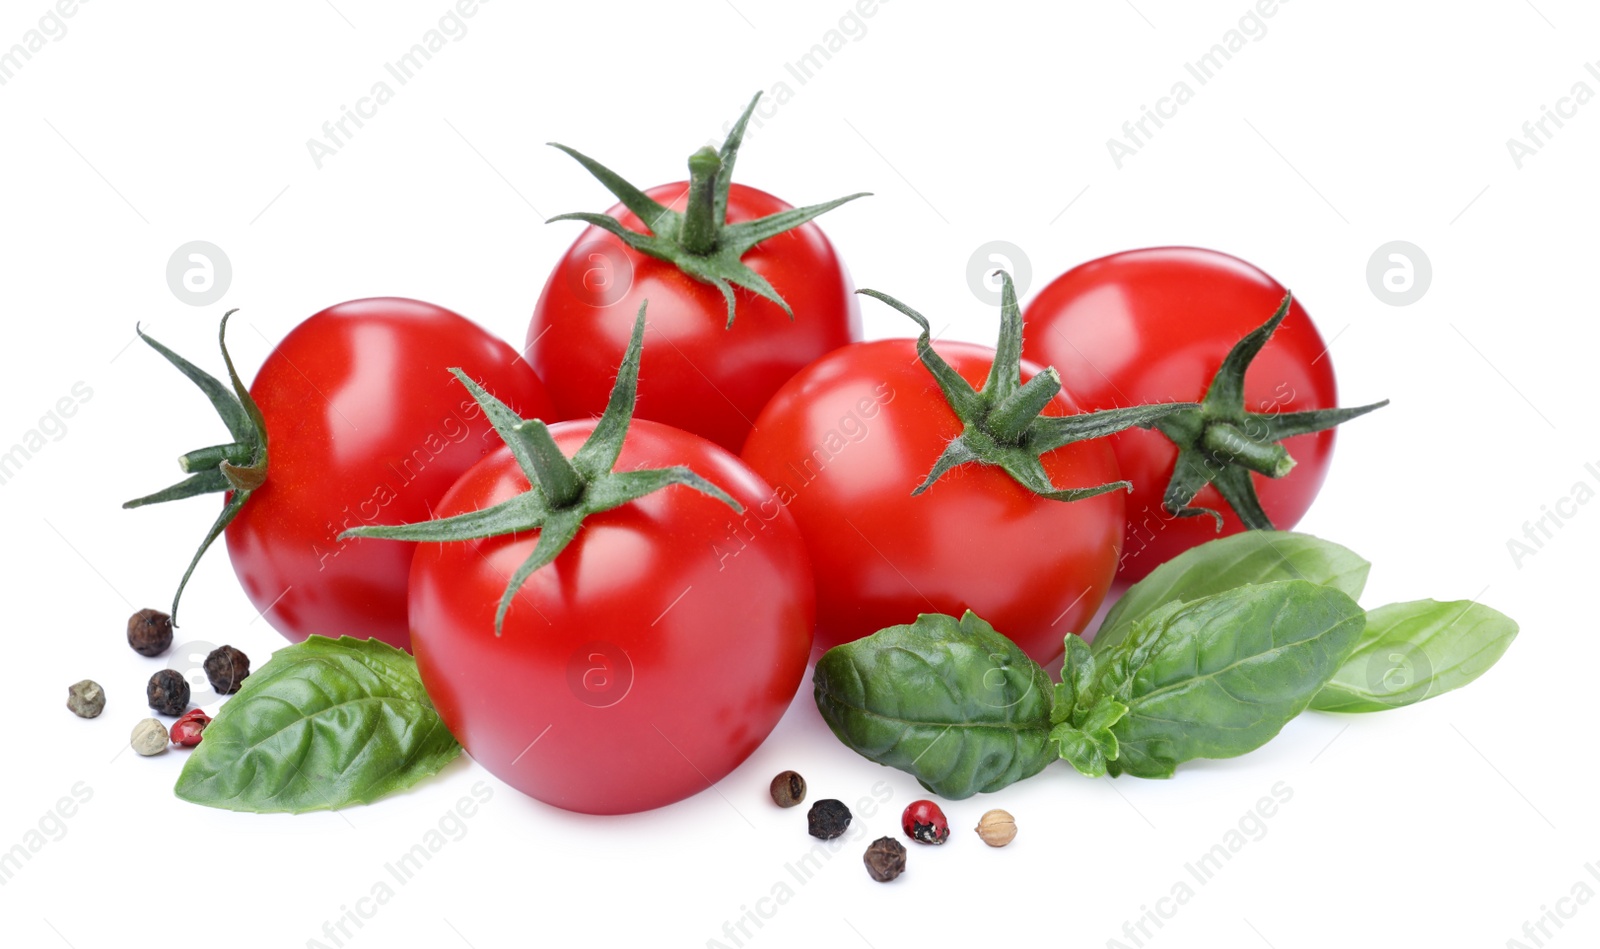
1021, 248, 1339, 582
406, 419, 814, 815
740, 338, 1124, 664
131, 298, 555, 650
529, 181, 859, 454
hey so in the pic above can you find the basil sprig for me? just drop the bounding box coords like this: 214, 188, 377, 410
175, 636, 462, 813
814, 532, 1518, 795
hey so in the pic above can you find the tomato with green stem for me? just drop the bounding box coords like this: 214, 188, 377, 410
740, 272, 1184, 663
1021, 248, 1387, 582
529, 92, 866, 453
345, 303, 814, 815
125, 298, 555, 649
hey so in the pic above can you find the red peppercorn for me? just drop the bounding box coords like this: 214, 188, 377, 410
170, 708, 212, 747
901, 799, 950, 845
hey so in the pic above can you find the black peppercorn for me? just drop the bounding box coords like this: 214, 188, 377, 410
204, 645, 250, 694
147, 669, 191, 716
864, 836, 906, 882
127, 608, 173, 657
807, 798, 852, 839
770, 770, 806, 808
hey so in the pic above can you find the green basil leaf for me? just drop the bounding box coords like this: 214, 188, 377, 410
813, 612, 1055, 799
1096, 531, 1370, 654
1050, 696, 1128, 778
1098, 580, 1367, 778
175, 636, 462, 813
1311, 599, 1519, 713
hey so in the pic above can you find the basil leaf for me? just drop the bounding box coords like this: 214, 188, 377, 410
1050, 696, 1128, 778
1311, 599, 1519, 713
1096, 531, 1370, 654
175, 636, 462, 813
1098, 580, 1367, 778
813, 612, 1055, 799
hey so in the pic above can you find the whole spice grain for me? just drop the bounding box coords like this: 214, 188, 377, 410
131, 718, 168, 756
807, 799, 852, 839
66, 679, 106, 718
863, 836, 906, 882
146, 669, 191, 716
975, 809, 1017, 847
901, 799, 950, 845
127, 608, 173, 657
769, 770, 806, 808
204, 645, 250, 694
170, 708, 211, 747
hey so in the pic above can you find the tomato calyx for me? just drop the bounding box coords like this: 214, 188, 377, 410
122, 310, 269, 626
860, 271, 1192, 502
342, 302, 742, 636
547, 91, 869, 328
1142, 293, 1389, 529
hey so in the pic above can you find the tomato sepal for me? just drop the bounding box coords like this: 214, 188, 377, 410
122, 311, 268, 626
1141, 294, 1388, 530
547, 91, 869, 328
344, 302, 742, 635
859, 272, 1194, 504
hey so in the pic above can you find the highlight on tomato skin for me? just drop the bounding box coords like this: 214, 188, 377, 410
1022, 247, 1368, 582
743, 339, 1123, 664
405, 420, 816, 815
530, 91, 866, 455
125, 297, 556, 651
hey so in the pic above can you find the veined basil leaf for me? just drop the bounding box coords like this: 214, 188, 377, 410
813, 612, 1055, 799
1099, 580, 1367, 778
1095, 532, 1370, 654
1311, 599, 1518, 713
175, 636, 461, 813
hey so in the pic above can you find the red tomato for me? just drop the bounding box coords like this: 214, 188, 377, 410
407, 420, 814, 815
223, 298, 555, 648
1021, 248, 1337, 582
528, 182, 859, 453
740, 340, 1124, 664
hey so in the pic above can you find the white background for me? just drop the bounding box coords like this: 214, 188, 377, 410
3, 1, 1592, 947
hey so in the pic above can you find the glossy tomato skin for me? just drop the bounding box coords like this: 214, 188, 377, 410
409, 419, 814, 815
528, 182, 860, 454
740, 340, 1124, 665
1021, 248, 1338, 582
224, 298, 556, 650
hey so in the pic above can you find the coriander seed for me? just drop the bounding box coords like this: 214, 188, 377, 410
146, 669, 191, 716
770, 770, 806, 808
131, 718, 168, 756
127, 608, 173, 657
204, 645, 250, 694
863, 836, 906, 882
975, 808, 1017, 847
807, 798, 852, 839
66, 679, 106, 719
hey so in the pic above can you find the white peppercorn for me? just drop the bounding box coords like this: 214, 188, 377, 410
131, 718, 169, 756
